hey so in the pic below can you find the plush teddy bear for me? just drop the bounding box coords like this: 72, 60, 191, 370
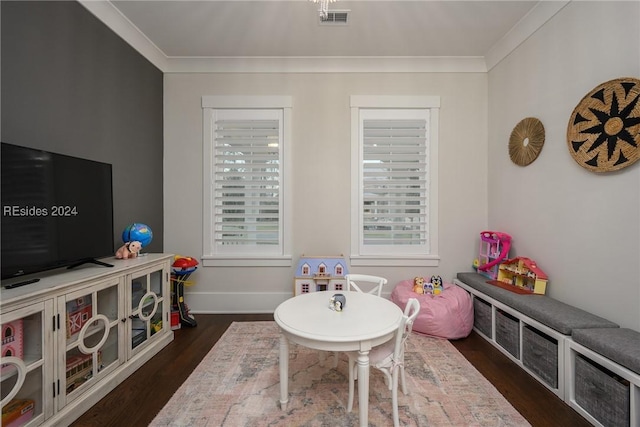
115, 240, 142, 259
413, 276, 425, 294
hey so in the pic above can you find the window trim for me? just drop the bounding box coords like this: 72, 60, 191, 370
201, 96, 293, 267
350, 95, 440, 267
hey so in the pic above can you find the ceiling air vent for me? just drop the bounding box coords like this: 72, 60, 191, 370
319, 10, 349, 25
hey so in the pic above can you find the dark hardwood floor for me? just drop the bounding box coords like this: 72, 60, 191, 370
73, 314, 590, 427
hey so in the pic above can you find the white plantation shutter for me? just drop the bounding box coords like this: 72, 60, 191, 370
362, 112, 428, 249
350, 96, 439, 265
202, 96, 292, 266
213, 110, 282, 251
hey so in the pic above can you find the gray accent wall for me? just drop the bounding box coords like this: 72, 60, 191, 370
1, 1, 164, 253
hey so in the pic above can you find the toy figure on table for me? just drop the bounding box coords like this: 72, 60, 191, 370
171, 255, 199, 327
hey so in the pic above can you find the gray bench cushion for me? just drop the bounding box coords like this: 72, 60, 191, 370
572, 328, 640, 376
456, 272, 619, 335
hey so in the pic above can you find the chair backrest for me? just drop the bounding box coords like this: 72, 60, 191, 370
344, 274, 388, 297
392, 298, 421, 361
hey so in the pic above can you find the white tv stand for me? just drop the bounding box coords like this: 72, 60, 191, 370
1, 254, 174, 426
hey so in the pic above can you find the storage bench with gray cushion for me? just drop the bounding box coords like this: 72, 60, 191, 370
566, 328, 640, 427
454, 272, 619, 400
456, 272, 619, 335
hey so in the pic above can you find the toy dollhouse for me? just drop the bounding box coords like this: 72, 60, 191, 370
293, 256, 349, 295
477, 231, 512, 280
66, 296, 93, 339
1, 320, 24, 373
497, 256, 548, 294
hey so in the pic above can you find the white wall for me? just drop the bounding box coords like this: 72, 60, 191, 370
164, 72, 488, 312
488, 1, 640, 329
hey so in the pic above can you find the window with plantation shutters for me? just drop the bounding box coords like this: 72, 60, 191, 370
202, 96, 292, 267
350, 96, 440, 266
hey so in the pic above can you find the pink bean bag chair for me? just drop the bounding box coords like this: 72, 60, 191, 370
390, 279, 473, 339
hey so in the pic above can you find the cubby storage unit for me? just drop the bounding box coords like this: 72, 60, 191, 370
1, 254, 174, 427
565, 331, 640, 427
455, 277, 566, 398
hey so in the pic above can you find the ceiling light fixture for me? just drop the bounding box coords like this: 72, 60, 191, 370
310, 0, 337, 19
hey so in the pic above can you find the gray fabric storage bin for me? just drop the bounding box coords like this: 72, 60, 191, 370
522, 325, 558, 388
495, 309, 520, 358
473, 297, 492, 338
575, 354, 630, 427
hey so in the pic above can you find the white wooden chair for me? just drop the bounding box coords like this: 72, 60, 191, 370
346, 298, 421, 427
344, 274, 388, 297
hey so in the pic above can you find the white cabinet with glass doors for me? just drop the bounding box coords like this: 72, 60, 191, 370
0, 254, 173, 427
56, 275, 123, 411
0, 301, 54, 427
127, 264, 168, 358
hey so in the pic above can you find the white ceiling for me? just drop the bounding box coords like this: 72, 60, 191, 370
80, 0, 570, 73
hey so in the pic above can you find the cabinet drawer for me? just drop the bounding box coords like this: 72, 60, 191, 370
495, 309, 519, 359
473, 297, 492, 338
575, 354, 630, 427
522, 325, 558, 388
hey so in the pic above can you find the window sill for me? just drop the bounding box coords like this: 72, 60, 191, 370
349, 255, 440, 267
202, 255, 292, 267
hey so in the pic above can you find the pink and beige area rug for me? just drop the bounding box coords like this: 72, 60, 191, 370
150, 321, 530, 427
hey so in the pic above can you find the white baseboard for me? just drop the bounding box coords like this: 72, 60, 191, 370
186, 291, 290, 313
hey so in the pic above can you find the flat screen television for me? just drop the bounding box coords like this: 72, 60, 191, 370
1, 142, 114, 283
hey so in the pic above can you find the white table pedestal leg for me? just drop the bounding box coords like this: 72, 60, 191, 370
357, 350, 370, 427
279, 332, 289, 410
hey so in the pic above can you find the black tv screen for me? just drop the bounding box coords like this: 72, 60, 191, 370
1, 142, 114, 280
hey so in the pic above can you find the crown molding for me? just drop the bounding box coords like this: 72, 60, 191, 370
78, 0, 568, 74
78, 0, 168, 71
164, 56, 487, 73
485, 0, 570, 71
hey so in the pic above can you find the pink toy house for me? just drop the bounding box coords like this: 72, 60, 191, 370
477, 231, 512, 280
1, 320, 24, 373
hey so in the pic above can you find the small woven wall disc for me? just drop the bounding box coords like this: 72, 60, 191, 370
567, 77, 640, 173
509, 117, 545, 166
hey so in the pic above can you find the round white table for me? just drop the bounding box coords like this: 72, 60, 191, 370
274, 291, 403, 427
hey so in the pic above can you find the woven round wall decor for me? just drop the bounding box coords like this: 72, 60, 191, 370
566, 77, 640, 173
509, 117, 545, 166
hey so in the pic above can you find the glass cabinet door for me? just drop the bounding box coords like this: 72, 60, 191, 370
1, 301, 53, 427
57, 277, 122, 410
128, 265, 168, 357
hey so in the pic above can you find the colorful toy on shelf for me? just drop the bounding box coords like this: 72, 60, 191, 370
171, 255, 199, 327
115, 240, 142, 259
477, 230, 512, 279
66, 296, 92, 339
497, 257, 548, 294
1, 320, 23, 374
2, 398, 35, 427
122, 223, 153, 248
66, 351, 102, 393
